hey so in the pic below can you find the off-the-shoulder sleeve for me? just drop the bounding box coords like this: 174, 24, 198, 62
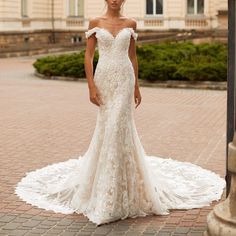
129, 28, 138, 41
85, 27, 98, 39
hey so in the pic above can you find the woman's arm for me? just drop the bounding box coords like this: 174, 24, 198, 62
84, 18, 103, 106
128, 19, 141, 108
84, 19, 97, 90
128, 19, 139, 89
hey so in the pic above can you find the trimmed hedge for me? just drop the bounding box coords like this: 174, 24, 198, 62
33, 41, 227, 82
33, 51, 98, 78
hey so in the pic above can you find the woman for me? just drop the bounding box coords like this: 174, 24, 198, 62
84, 1, 141, 110
15, 0, 225, 226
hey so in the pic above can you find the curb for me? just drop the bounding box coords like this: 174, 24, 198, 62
34, 71, 227, 91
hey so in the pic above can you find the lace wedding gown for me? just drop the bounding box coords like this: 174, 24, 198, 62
15, 26, 225, 226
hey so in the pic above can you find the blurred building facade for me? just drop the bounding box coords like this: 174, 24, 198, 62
0, 0, 228, 56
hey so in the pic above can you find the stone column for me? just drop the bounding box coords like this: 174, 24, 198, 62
204, 134, 236, 236
205, 0, 236, 234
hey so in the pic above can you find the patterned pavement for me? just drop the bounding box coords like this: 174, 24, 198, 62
0, 57, 226, 235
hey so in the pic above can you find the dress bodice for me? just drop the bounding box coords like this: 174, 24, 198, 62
85, 27, 138, 61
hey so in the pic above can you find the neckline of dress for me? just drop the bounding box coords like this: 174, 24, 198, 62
93, 27, 134, 39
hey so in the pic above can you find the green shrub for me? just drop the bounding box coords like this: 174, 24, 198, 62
33, 41, 227, 82
136, 42, 227, 81
33, 51, 99, 79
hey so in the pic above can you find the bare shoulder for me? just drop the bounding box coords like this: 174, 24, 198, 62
124, 17, 137, 30
87, 17, 101, 29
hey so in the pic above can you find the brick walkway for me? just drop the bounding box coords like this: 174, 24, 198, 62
0, 57, 226, 235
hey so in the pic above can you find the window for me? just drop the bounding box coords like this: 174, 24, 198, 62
21, 0, 28, 17
187, 0, 204, 15
71, 35, 82, 43
68, 0, 84, 17
197, 0, 204, 14
146, 0, 163, 15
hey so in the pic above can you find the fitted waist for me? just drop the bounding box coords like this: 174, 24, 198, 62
95, 56, 134, 76
98, 55, 132, 66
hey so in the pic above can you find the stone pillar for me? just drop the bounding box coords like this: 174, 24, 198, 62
204, 134, 236, 236
205, 0, 236, 234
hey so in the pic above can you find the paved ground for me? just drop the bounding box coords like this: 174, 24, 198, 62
0, 57, 227, 235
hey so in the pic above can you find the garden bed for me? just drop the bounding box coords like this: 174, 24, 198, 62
33, 41, 227, 83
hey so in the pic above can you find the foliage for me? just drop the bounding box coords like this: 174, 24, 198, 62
33, 51, 99, 78
136, 42, 227, 81
33, 41, 227, 82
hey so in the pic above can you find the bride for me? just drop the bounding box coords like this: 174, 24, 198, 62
15, 0, 225, 226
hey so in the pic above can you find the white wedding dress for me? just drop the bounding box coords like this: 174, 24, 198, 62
15, 26, 225, 226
